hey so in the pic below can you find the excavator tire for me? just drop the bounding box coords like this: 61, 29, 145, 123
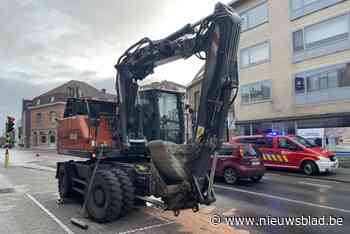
86, 170, 123, 223
58, 166, 73, 198
111, 168, 135, 217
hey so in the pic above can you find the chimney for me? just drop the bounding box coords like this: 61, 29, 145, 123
101, 88, 106, 94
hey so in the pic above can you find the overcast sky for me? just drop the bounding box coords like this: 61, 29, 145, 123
0, 0, 222, 134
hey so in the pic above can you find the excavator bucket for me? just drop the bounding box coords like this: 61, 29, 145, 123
148, 140, 188, 184
148, 140, 199, 211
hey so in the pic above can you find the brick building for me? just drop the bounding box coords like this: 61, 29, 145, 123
20, 99, 33, 148
23, 80, 116, 149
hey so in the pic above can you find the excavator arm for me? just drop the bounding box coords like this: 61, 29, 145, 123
115, 2, 241, 213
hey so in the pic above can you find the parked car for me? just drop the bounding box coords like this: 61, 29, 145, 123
210, 143, 265, 184
232, 134, 339, 175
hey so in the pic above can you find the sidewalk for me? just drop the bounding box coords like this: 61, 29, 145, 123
0, 148, 82, 172
268, 167, 350, 184
0, 172, 14, 194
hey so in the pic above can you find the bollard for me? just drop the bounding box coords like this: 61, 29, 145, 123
4, 147, 10, 168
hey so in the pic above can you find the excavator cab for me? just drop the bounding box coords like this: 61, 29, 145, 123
57, 89, 185, 157
139, 88, 185, 144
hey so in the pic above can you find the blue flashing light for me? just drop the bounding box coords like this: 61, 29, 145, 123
266, 130, 281, 137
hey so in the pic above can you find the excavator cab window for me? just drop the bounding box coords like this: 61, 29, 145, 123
158, 91, 183, 143
139, 89, 184, 144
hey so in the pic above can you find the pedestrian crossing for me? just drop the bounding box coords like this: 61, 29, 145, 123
262, 153, 289, 163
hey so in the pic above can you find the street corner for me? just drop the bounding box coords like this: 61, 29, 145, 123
27, 191, 181, 234
144, 206, 250, 234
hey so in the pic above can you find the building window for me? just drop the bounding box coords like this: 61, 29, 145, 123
252, 122, 273, 134
50, 111, 57, 124
292, 14, 350, 62
36, 99, 41, 105
77, 88, 83, 98
240, 41, 270, 68
241, 80, 272, 104
50, 96, 55, 103
241, 2, 268, 31
67, 87, 75, 97
40, 132, 46, 144
290, 0, 345, 20
294, 62, 350, 104
36, 113, 42, 124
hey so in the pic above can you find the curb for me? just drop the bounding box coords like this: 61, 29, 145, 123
0, 187, 14, 194
266, 171, 350, 184
22, 164, 56, 173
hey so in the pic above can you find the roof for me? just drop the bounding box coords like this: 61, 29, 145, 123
140, 80, 186, 92
32, 80, 116, 106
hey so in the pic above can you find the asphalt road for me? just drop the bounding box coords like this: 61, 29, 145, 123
0, 149, 349, 234
213, 174, 350, 234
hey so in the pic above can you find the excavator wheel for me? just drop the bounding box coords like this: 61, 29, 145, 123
58, 166, 73, 198
110, 168, 135, 217
86, 170, 123, 223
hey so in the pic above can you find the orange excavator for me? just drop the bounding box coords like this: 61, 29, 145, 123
56, 2, 241, 223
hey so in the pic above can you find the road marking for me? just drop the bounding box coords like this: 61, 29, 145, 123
116, 221, 176, 234
261, 174, 336, 187
26, 193, 74, 234
298, 181, 332, 189
214, 185, 350, 214
267, 172, 341, 184
304, 177, 339, 184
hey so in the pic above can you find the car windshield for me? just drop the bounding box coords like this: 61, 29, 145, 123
291, 136, 316, 148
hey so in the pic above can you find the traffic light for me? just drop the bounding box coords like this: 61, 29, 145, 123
6, 116, 15, 133
5, 133, 11, 145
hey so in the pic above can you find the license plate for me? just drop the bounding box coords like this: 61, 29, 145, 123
252, 161, 260, 166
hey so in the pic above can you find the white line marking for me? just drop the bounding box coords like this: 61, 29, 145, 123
26, 193, 74, 234
305, 178, 339, 184
116, 221, 176, 234
298, 181, 332, 189
214, 185, 350, 214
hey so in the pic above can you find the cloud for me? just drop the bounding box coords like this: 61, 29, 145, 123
0, 0, 220, 133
